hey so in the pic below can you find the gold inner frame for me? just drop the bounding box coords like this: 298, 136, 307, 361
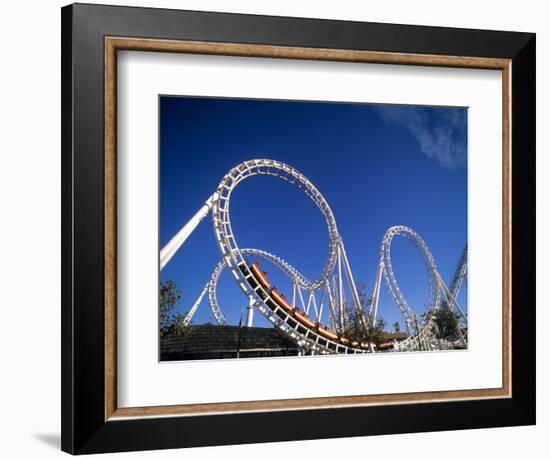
104, 37, 512, 421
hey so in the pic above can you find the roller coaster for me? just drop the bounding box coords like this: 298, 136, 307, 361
160, 159, 468, 354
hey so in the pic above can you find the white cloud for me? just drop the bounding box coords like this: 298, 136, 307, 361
373, 105, 467, 169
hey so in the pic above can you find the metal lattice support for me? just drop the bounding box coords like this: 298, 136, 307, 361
210, 159, 366, 354
162, 159, 468, 354
370, 226, 441, 331
212, 159, 340, 289
449, 245, 468, 298
371, 226, 468, 352
206, 248, 312, 325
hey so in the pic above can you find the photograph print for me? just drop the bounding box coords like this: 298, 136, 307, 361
159, 96, 468, 362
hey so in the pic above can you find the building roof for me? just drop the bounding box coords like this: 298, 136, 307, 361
381, 331, 409, 340
161, 324, 300, 355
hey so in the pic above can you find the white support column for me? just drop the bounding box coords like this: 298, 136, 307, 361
297, 287, 307, 312
310, 293, 319, 320
369, 261, 385, 324
325, 281, 338, 331
331, 275, 338, 314
337, 244, 344, 329
305, 292, 313, 315
339, 241, 362, 312
246, 297, 255, 327
438, 274, 468, 321
160, 193, 215, 270
182, 284, 208, 326
318, 287, 326, 323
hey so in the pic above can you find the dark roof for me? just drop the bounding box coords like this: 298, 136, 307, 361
161, 324, 300, 355
382, 332, 409, 340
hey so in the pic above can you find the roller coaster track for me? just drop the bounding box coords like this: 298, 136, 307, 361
161, 159, 467, 354
449, 245, 468, 299
203, 248, 310, 326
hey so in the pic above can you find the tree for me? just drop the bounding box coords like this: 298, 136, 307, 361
160, 280, 189, 337
393, 322, 400, 333
341, 306, 386, 352
337, 282, 387, 352
432, 307, 460, 340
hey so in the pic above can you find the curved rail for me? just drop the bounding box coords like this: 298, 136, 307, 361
211, 159, 340, 291
381, 226, 441, 330
210, 159, 364, 354
164, 159, 467, 354
378, 227, 467, 351
207, 248, 310, 325
449, 245, 468, 298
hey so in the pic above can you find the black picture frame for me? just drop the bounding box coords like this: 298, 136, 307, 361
61, 3, 535, 454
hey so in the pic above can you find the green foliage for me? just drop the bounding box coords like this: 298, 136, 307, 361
432, 307, 461, 340
341, 307, 386, 347
393, 322, 400, 333
160, 280, 190, 337
161, 311, 191, 337
338, 282, 387, 349
368, 317, 387, 346
160, 280, 180, 322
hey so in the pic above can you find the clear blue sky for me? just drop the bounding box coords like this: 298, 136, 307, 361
160, 96, 468, 331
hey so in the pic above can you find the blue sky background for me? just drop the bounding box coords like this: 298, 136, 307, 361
160, 96, 468, 331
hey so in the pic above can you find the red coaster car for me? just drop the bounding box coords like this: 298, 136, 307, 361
270, 287, 293, 311
293, 308, 315, 328
250, 261, 270, 289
